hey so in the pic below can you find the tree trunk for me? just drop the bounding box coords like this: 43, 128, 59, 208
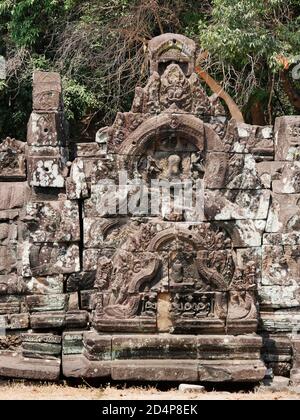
281, 70, 300, 112
195, 65, 244, 123
250, 100, 266, 126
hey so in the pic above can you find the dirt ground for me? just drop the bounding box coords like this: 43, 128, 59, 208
0, 381, 298, 400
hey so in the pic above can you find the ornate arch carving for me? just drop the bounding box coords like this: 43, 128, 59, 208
147, 227, 201, 252
119, 112, 224, 156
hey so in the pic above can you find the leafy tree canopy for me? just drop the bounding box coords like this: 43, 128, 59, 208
0, 0, 299, 140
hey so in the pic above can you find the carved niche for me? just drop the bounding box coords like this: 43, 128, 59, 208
91, 221, 258, 334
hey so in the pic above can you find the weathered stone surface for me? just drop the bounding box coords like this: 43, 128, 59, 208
224, 120, 274, 155
26, 294, 68, 312
21, 333, 61, 344
197, 359, 266, 382
0, 138, 26, 179
22, 341, 61, 359
0, 275, 25, 295
82, 249, 101, 272
66, 158, 89, 199
70, 156, 117, 189
22, 242, 80, 276
0, 295, 25, 314
27, 112, 66, 147
30, 310, 88, 329
259, 286, 300, 309
65, 310, 89, 328
27, 157, 67, 188
0, 353, 60, 380
62, 355, 111, 378
261, 245, 300, 290
262, 336, 292, 366
111, 359, 199, 381
0, 182, 29, 210
260, 311, 300, 333
272, 162, 300, 194
111, 335, 198, 360
221, 220, 265, 247
0, 334, 22, 350
32, 71, 62, 112
205, 189, 270, 220
0, 223, 18, 246
24, 200, 80, 242
266, 193, 300, 233
205, 153, 270, 190
6, 313, 29, 329
24, 275, 64, 294
0, 246, 19, 275
291, 338, 300, 385
0, 209, 20, 221
30, 311, 65, 329
75, 142, 104, 157
275, 116, 300, 161
83, 332, 111, 361
66, 272, 95, 292
62, 332, 84, 355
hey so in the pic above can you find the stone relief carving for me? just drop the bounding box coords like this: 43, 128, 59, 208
1, 32, 300, 383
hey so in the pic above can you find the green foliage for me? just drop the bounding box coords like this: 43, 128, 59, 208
62, 77, 99, 121
199, 0, 300, 68
197, 0, 300, 120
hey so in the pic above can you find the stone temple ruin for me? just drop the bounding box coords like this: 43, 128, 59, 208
1, 33, 300, 383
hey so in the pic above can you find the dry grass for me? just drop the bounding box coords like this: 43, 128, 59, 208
0, 381, 298, 400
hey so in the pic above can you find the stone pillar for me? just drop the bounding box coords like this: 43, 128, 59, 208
26, 71, 69, 189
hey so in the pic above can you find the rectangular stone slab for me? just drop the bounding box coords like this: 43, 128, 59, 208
260, 311, 300, 333
26, 294, 68, 312
24, 200, 80, 243
274, 116, 300, 161
0, 182, 29, 210
22, 342, 61, 358
22, 242, 80, 276
24, 276, 64, 294
62, 332, 84, 355
111, 335, 198, 360
32, 71, 62, 111
27, 112, 66, 147
62, 355, 111, 379
27, 157, 66, 188
21, 333, 61, 344
197, 359, 266, 382
92, 316, 157, 333
111, 359, 199, 381
83, 332, 112, 361
0, 353, 60, 380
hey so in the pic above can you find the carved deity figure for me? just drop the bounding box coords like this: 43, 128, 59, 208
171, 293, 184, 316
143, 293, 157, 317
167, 154, 181, 178
196, 295, 210, 317
170, 258, 184, 283
182, 295, 195, 317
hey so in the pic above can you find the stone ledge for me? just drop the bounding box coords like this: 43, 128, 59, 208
62, 354, 266, 382
0, 353, 60, 381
